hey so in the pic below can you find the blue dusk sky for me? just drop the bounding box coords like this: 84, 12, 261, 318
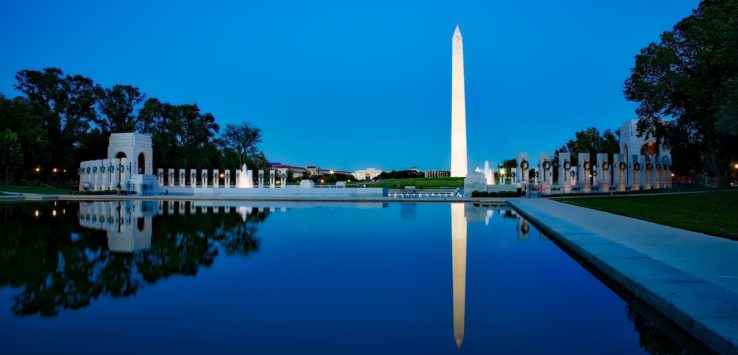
0, 0, 699, 171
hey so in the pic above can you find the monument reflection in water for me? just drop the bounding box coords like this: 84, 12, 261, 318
0, 201, 699, 354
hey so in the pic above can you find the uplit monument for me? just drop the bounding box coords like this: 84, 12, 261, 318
451, 25, 468, 177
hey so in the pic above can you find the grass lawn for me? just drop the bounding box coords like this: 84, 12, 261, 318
557, 190, 738, 239
349, 177, 464, 189
0, 185, 76, 195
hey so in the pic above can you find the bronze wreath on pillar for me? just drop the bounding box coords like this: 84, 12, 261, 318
542, 161, 551, 170
602, 161, 609, 170
619, 161, 626, 171
646, 163, 652, 171
521, 160, 529, 170
634, 162, 641, 171
583, 161, 590, 170
563, 160, 571, 170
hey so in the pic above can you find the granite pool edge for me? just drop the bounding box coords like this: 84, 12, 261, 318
508, 199, 738, 355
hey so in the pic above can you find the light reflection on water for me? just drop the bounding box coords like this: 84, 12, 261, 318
0, 201, 702, 354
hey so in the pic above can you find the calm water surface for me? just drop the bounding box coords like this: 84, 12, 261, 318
0, 201, 695, 354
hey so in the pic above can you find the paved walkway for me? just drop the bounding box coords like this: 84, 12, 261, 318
508, 198, 738, 354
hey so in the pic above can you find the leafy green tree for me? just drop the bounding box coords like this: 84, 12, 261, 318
559, 127, 620, 164
0, 95, 47, 181
14, 68, 99, 175
624, 0, 738, 186
219, 123, 262, 166
138, 98, 220, 168
0, 129, 23, 184
95, 84, 145, 133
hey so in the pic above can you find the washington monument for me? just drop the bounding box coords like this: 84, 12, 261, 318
451, 25, 468, 177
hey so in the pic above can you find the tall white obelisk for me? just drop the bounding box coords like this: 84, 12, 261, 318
451, 25, 468, 177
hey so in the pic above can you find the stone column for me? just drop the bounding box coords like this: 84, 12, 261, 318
213, 169, 219, 188
632, 155, 641, 191
179, 200, 185, 214
516, 152, 529, 187
168, 168, 175, 187
281, 171, 287, 188
663, 156, 672, 188
558, 152, 572, 193
179, 169, 186, 187
225, 170, 231, 187
578, 152, 591, 193
644, 156, 652, 190
615, 154, 626, 192
123, 159, 132, 192
157, 168, 164, 186
654, 159, 661, 189
269, 170, 276, 188
201, 169, 209, 187
190, 169, 198, 187
258, 170, 264, 188
100, 159, 109, 191
597, 153, 610, 193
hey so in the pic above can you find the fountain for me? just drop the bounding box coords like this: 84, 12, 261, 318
236, 164, 254, 188
483, 160, 495, 185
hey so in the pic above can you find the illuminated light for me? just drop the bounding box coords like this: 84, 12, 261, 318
53, 168, 58, 173
734, 163, 738, 169
329, 170, 335, 175
62, 208, 66, 215
35, 167, 40, 172
52, 210, 57, 217
671, 173, 675, 177
34, 210, 39, 217
63, 169, 67, 173
219, 173, 225, 178
320, 179, 325, 184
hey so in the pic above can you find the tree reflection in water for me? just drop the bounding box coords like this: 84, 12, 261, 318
0, 201, 267, 317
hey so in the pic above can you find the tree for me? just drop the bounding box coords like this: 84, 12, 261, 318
95, 84, 145, 133
0, 129, 23, 184
0, 95, 47, 181
138, 98, 220, 168
559, 127, 620, 164
624, 0, 738, 186
14, 68, 98, 174
219, 123, 262, 166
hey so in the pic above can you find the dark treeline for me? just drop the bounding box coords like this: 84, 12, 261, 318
0, 67, 267, 184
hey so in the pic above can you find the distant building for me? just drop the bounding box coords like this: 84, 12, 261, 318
353, 168, 383, 181
409, 167, 420, 172
425, 170, 450, 178
305, 166, 321, 176
271, 164, 306, 177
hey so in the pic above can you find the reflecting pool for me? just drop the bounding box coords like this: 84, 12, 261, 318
0, 201, 700, 354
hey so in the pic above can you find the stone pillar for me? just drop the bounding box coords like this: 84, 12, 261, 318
597, 153, 610, 193
189, 201, 196, 214
644, 156, 652, 190
168, 168, 175, 187
269, 170, 276, 188
213, 169, 219, 188
538, 153, 552, 185
632, 155, 641, 191
663, 155, 672, 189
123, 159, 132, 192
516, 152, 529, 187
578, 152, 591, 193
281, 171, 287, 188
112, 161, 121, 190
225, 169, 231, 187
190, 169, 198, 187
157, 168, 164, 186
259, 170, 264, 188
179, 169, 186, 187
99, 159, 108, 191
168, 200, 174, 215
179, 200, 186, 214
558, 152, 572, 193
201, 169, 209, 187
654, 158, 661, 189
614, 154, 626, 192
